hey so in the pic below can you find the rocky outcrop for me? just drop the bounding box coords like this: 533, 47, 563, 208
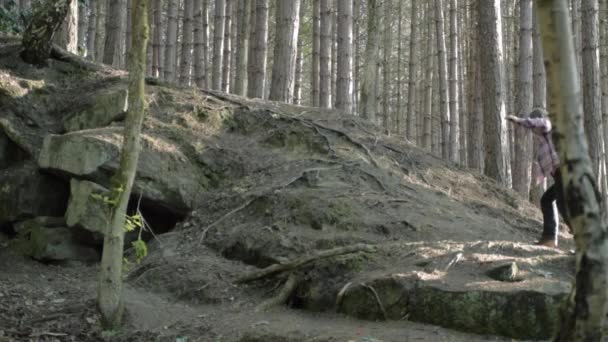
65, 179, 110, 235
63, 87, 128, 132
0, 161, 69, 224
38, 128, 207, 214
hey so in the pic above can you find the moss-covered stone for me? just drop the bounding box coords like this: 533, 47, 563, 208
63, 88, 128, 132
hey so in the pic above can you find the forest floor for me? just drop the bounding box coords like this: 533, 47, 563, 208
0, 35, 575, 341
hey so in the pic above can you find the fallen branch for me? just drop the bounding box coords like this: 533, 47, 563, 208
362, 283, 388, 320
255, 273, 299, 312
235, 243, 377, 284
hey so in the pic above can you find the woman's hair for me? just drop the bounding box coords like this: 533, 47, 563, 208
528, 108, 547, 119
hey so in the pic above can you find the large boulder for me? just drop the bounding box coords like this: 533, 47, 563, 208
12, 218, 98, 262
63, 87, 128, 132
38, 128, 208, 214
0, 162, 69, 224
65, 179, 110, 235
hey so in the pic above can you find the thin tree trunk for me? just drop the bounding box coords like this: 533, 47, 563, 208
434, 0, 450, 160
352, 0, 360, 113
94, 0, 106, 60
530, 8, 547, 204
319, 0, 332, 108
331, 5, 337, 106
537, 0, 608, 339
468, 8, 483, 172
335, 0, 353, 112
229, 0, 238, 91
269, 0, 301, 102
572, 0, 582, 77
212, 0, 226, 89
382, 0, 392, 133
422, 0, 434, 150
512, 0, 534, 197
478, 0, 510, 187
234, 0, 250, 95
77, 1, 87, 54
164, 0, 178, 82
248, 0, 268, 98
86, 0, 97, 60
221, 0, 232, 92
179, 0, 194, 85
246, 0, 257, 96
311, 0, 321, 107
152, 0, 163, 78
447, 0, 459, 163
406, 0, 418, 141
360, 0, 380, 122
293, 1, 305, 105
97, 0, 148, 329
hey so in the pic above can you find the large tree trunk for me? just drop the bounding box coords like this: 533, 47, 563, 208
478, 0, 510, 187
221, 0, 232, 92
434, 0, 450, 161
335, 0, 353, 112
212, 0, 226, 89
97, 0, 148, 329
21, 0, 72, 66
194, 0, 209, 88
537, 0, 608, 340
311, 0, 321, 107
103, 0, 123, 66
233, 0, 250, 95
152, 0, 163, 78
54, 0, 78, 54
381, 0, 392, 133
447, 0, 459, 163
269, 0, 301, 103
319, 0, 331, 108
582, 0, 603, 178
179, 0, 194, 86
246, 0, 257, 95
468, 10, 483, 172
247, 0, 268, 98
86, 0, 97, 60
512, 0, 534, 197
360, 0, 380, 122
94, 0, 106, 61
77, 1, 87, 54
406, 0, 418, 141
163, 0, 178, 82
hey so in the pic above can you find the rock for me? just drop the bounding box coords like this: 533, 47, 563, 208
38, 128, 207, 214
486, 262, 522, 282
63, 88, 128, 132
65, 179, 111, 235
14, 216, 66, 234
0, 162, 69, 224
14, 225, 98, 262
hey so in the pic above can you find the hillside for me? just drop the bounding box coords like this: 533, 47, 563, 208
0, 36, 574, 341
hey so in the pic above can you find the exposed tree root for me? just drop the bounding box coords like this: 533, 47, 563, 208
362, 283, 388, 320
235, 243, 377, 284
198, 197, 256, 244
254, 273, 299, 312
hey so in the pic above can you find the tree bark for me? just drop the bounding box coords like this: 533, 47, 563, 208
447, 0, 459, 163
335, 0, 353, 112
163, 0, 178, 82
434, 0, 450, 160
269, 0, 301, 103
86, 0, 97, 60
246, 0, 257, 95
530, 9, 547, 204
319, 0, 331, 108
248, 0, 268, 98
468, 9, 483, 172
537, 0, 608, 340
77, 1, 87, 54
360, 0, 380, 122
103, 0, 123, 66
152, 0, 163, 78
211, 0, 226, 89
478, 0, 510, 187
97, 0, 148, 329
512, 0, 534, 197
233, 0, 250, 95
178, 0, 194, 85
422, 0, 434, 150
221, 0, 232, 92
381, 0, 392, 133
406, 0, 418, 141
54, 0, 78, 54
21, 0, 72, 66
311, 0, 321, 107
293, 2, 305, 105
94, 0, 106, 61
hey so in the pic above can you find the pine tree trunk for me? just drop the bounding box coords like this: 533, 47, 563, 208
468, 10, 483, 172
152, 0, 163, 78
311, 0, 321, 107
447, 0, 459, 163
248, 0, 268, 98
21, 0, 72, 66
77, 1, 87, 54
211, 0, 226, 89
221, 0, 232, 92
458, 0, 467, 164
86, 0, 97, 60
178, 0, 194, 85
331, 5, 337, 107
512, 0, 534, 197
422, 1, 434, 150
537, 0, 608, 339
164, 0, 178, 82
229, 0, 238, 91
145, 2, 153, 75
234, 0, 250, 95
406, 0, 418, 141
360, 0, 380, 122
319, 0, 331, 108
352, 0, 360, 113
97, 0, 148, 329
54, 0, 78, 54
434, 0, 450, 160
335, 0, 353, 112
125, 0, 132, 67
572, 0, 582, 77
103, 0, 123, 66
582, 0, 603, 178
293, 1, 305, 105
530, 9, 547, 205
382, 0, 392, 133
269, 0, 301, 102
246, 0, 257, 96
94, 0, 106, 61
478, 0, 510, 187
601, 0, 608, 208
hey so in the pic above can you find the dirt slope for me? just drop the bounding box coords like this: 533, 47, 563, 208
0, 35, 574, 341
